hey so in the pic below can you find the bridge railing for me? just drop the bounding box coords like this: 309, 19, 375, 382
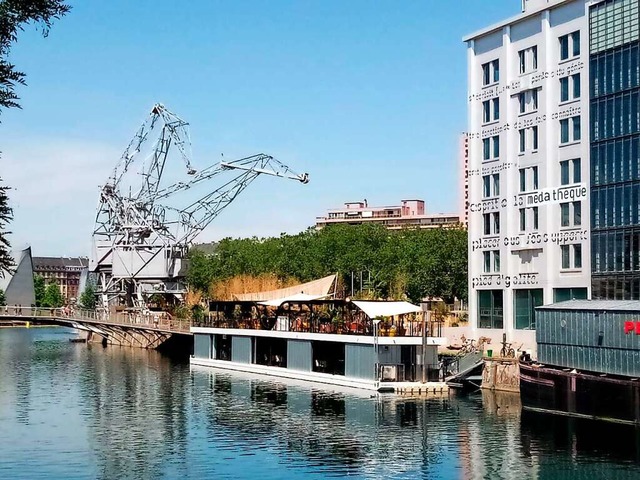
0, 306, 192, 333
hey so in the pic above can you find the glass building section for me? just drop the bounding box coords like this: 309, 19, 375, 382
478, 290, 503, 329
590, 0, 640, 299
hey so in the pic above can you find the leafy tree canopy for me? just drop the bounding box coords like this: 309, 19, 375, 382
0, 1, 70, 275
188, 225, 468, 304
0, 0, 71, 113
0, 179, 13, 275
79, 280, 96, 310
43, 282, 64, 308
33, 274, 45, 307
0, 287, 6, 306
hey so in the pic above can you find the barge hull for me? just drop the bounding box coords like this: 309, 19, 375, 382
520, 363, 640, 425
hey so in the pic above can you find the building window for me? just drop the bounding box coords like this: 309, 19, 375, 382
492, 135, 499, 158
560, 116, 581, 144
573, 201, 582, 226
560, 203, 570, 227
482, 174, 499, 198
553, 287, 588, 302
481, 213, 498, 236
560, 201, 582, 228
482, 59, 500, 86
574, 244, 582, 268
483, 135, 499, 161
573, 115, 581, 141
560, 77, 569, 102
560, 30, 581, 60
561, 244, 570, 268
482, 100, 490, 123
561, 243, 583, 269
483, 250, 500, 273
492, 173, 500, 196
572, 31, 581, 56
519, 126, 539, 153
482, 98, 500, 124
520, 207, 539, 232
478, 290, 503, 329
572, 73, 581, 99
514, 289, 543, 330
482, 175, 491, 198
560, 158, 581, 185
518, 89, 538, 114
518, 46, 538, 74
519, 166, 539, 192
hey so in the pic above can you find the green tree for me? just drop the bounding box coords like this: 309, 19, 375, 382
33, 274, 45, 307
0, 1, 70, 275
0, 179, 13, 275
187, 224, 468, 304
0, 1, 71, 113
43, 282, 64, 308
0, 287, 6, 306
79, 281, 96, 310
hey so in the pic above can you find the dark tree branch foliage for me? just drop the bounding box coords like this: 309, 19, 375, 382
187, 224, 468, 304
0, 178, 13, 275
0, 0, 70, 113
0, 1, 70, 275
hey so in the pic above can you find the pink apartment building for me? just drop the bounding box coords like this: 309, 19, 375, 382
315, 199, 460, 230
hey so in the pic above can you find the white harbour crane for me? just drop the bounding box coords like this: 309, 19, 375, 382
90, 103, 308, 311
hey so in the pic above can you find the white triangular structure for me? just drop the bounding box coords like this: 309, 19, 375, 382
258, 293, 328, 307
352, 300, 422, 318
232, 274, 337, 302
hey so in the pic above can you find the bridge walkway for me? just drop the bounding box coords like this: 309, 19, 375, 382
0, 307, 192, 349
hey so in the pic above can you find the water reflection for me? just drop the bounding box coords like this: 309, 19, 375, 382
1, 327, 639, 479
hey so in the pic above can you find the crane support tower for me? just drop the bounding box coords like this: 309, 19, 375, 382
90, 103, 308, 312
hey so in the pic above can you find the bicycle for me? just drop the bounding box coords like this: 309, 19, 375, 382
460, 338, 478, 355
500, 342, 515, 358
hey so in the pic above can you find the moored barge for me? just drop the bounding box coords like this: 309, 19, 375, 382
520, 300, 640, 425
190, 296, 447, 392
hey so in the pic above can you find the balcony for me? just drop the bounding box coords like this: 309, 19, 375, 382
195, 299, 443, 338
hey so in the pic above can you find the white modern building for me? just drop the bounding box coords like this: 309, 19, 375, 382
465, 0, 594, 352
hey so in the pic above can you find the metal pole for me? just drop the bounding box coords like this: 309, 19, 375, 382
373, 319, 381, 386
422, 310, 429, 383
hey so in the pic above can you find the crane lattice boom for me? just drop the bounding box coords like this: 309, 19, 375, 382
91, 103, 308, 311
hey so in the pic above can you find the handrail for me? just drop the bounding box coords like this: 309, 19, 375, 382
0, 306, 192, 333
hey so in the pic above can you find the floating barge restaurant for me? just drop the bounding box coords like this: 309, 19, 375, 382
190, 295, 446, 391
521, 300, 640, 425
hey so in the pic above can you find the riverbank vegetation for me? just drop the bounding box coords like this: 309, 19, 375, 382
187, 224, 467, 304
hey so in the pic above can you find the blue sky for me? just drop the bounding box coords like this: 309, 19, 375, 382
1, 0, 516, 256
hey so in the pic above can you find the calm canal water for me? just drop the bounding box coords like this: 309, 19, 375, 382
1, 327, 640, 479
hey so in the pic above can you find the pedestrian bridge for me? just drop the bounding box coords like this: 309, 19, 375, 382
0, 307, 192, 349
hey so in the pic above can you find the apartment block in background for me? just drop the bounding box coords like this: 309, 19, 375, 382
32, 256, 89, 303
316, 199, 460, 230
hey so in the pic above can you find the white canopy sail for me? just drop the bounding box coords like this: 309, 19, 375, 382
352, 301, 422, 318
